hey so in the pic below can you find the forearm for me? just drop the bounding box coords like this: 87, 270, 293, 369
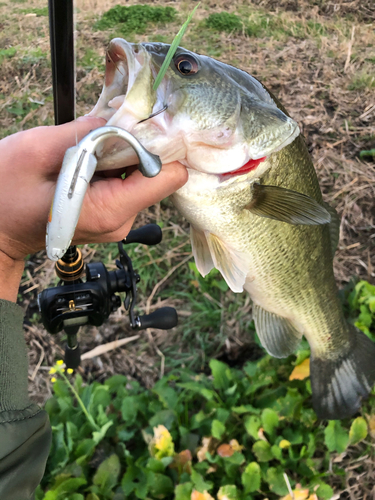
0, 298, 52, 499
0, 251, 24, 302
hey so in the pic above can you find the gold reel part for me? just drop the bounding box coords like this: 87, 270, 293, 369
55, 247, 84, 281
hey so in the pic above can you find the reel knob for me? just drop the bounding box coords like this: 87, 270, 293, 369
135, 307, 178, 330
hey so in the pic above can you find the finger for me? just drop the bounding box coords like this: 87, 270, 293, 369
77, 161, 188, 238
3, 116, 107, 176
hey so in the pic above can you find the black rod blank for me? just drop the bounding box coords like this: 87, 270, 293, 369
48, 0, 75, 125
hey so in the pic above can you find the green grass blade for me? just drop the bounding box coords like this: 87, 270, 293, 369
153, 3, 200, 91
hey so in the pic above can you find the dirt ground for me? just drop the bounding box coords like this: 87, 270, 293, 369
1, 1, 375, 496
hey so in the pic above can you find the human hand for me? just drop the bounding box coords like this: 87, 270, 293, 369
0, 117, 187, 301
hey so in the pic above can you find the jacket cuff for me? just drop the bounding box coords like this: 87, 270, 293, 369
0, 299, 30, 412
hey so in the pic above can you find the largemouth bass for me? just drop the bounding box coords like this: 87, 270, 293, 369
85, 38, 375, 419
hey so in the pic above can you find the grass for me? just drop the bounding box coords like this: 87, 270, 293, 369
348, 70, 375, 90
94, 4, 177, 35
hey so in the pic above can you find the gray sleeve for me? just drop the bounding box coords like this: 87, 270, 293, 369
0, 299, 52, 500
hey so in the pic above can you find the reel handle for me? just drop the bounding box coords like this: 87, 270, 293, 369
125, 224, 162, 246
65, 344, 81, 369
136, 307, 178, 330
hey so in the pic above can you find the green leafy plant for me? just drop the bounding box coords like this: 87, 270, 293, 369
94, 5, 176, 36
348, 280, 375, 340
205, 13, 243, 34
37, 351, 374, 500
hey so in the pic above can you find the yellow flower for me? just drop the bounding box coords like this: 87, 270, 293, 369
61, 368, 65, 373
67, 368, 74, 375
49, 368, 56, 375
150, 425, 175, 459
279, 439, 291, 449
56, 360, 64, 366
51, 377, 57, 383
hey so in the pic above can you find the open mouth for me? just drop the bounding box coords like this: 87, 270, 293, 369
89, 38, 156, 124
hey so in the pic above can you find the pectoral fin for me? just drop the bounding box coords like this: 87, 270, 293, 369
205, 233, 250, 293
253, 304, 302, 358
190, 225, 214, 277
245, 184, 331, 225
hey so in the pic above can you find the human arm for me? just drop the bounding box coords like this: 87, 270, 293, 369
0, 116, 187, 301
0, 117, 187, 498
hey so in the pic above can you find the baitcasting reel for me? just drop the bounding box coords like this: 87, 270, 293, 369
38, 224, 178, 369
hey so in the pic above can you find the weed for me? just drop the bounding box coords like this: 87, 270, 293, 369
347, 280, 375, 341
37, 354, 374, 500
205, 13, 243, 34
348, 70, 375, 90
94, 5, 176, 36
0, 46, 17, 65
78, 48, 104, 71
18, 7, 48, 16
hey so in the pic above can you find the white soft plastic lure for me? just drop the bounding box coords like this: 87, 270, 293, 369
46, 126, 161, 261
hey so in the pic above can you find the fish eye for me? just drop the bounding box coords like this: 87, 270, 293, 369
174, 54, 199, 75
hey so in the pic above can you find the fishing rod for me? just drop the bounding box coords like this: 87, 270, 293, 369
38, 0, 178, 369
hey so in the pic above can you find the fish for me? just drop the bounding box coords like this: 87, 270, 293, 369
84, 38, 375, 419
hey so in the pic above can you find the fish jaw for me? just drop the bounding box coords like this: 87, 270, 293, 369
89, 38, 160, 168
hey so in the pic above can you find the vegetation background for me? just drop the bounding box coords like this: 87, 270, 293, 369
0, 0, 374, 498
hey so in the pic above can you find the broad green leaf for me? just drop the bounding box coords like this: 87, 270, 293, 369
175, 482, 193, 500
191, 469, 213, 493
266, 467, 289, 496
217, 485, 239, 500
211, 419, 226, 439
153, 383, 178, 409
232, 404, 259, 414
316, 483, 334, 500
86, 494, 100, 500
147, 471, 174, 497
74, 438, 95, 460
149, 409, 176, 429
153, 3, 200, 91
252, 441, 273, 462
261, 408, 279, 436
44, 478, 87, 499
324, 420, 349, 453
65, 421, 78, 454
210, 359, 230, 390
92, 420, 113, 446
93, 454, 121, 492
241, 462, 261, 493
271, 444, 282, 460
349, 417, 368, 445
146, 457, 165, 473
178, 382, 215, 400
121, 396, 138, 424
244, 415, 261, 440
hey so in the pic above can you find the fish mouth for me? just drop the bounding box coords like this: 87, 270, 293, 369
89, 38, 146, 122
217, 119, 300, 180
89, 39, 164, 168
